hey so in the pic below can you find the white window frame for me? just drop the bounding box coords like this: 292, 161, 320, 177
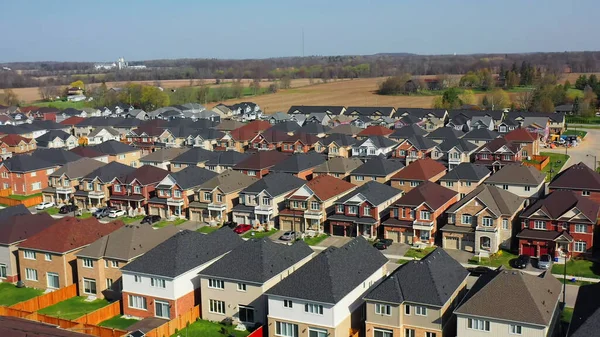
410, 181, 419, 187
283, 300, 293, 308
482, 217, 493, 227
375, 303, 391, 316
82, 258, 94, 268
0, 263, 6, 279
355, 175, 364, 181
111, 260, 118, 268
415, 306, 427, 316
524, 186, 531, 192
534, 220, 545, 230
150, 278, 166, 288
208, 279, 224, 289
304, 303, 324, 315
502, 218, 509, 230
275, 321, 298, 337
374, 329, 393, 337
461, 214, 472, 225
128, 294, 147, 310
155, 300, 170, 319
45, 253, 52, 261
23, 250, 36, 260
467, 318, 490, 331
420, 210, 431, 220
574, 241, 587, 252
134, 275, 142, 283
47, 272, 59, 289
25, 268, 38, 281
311, 201, 320, 210
209, 299, 226, 314
509, 324, 522, 335
582, 190, 590, 196
575, 224, 586, 233
237, 283, 247, 292
83, 278, 97, 294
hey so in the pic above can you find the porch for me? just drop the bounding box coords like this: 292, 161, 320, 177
147, 197, 186, 219
279, 209, 324, 234
42, 187, 72, 205
327, 214, 376, 238
109, 194, 147, 216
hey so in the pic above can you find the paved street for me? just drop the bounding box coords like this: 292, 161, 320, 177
543, 128, 600, 171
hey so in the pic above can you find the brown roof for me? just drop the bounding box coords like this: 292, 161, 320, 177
18, 106, 40, 113
282, 132, 320, 145
477, 137, 521, 153
0, 316, 91, 337
304, 175, 356, 201
549, 162, 600, 191
232, 151, 289, 170
520, 190, 600, 223
253, 128, 290, 144
59, 116, 86, 125
229, 120, 272, 141
391, 158, 446, 181
0, 134, 34, 146
357, 125, 394, 137
215, 119, 245, 131
504, 128, 537, 142
394, 181, 457, 209
0, 213, 55, 245
120, 165, 169, 185
18, 217, 125, 254
69, 146, 107, 159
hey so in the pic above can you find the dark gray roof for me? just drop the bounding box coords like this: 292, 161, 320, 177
462, 128, 500, 141
313, 157, 364, 174
425, 127, 464, 140
437, 137, 478, 152
82, 161, 136, 183
34, 129, 72, 142
205, 150, 250, 167
270, 152, 326, 174
389, 124, 428, 139
568, 283, 600, 337
321, 133, 357, 146
365, 248, 468, 306
140, 148, 189, 163
298, 123, 330, 135
243, 172, 306, 197
345, 106, 395, 117
199, 239, 313, 283
121, 228, 244, 278
394, 108, 447, 119
30, 148, 82, 165
484, 164, 546, 186
0, 204, 31, 222
439, 163, 491, 182
170, 166, 218, 189
91, 140, 138, 155
356, 135, 398, 148
447, 184, 524, 216
171, 147, 217, 165
404, 135, 437, 150
266, 237, 387, 304
337, 181, 402, 206
0, 155, 56, 172
269, 121, 301, 133
288, 105, 345, 115
352, 155, 404, 177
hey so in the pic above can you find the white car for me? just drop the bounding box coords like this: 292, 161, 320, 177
36, 201, 54, 210
108, 209, 126, 218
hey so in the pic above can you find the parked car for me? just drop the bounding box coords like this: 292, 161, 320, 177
108, 209, 126, 218
514, 254, 531, 269
141, 215, 161, 225
279, 231, 297, 241
467, 266, 492, 276
59, 204, 78, 214
93, 207, 112, 219
36, 201, 54, 210
373, 238, 393, 250
538, 254, 552, 270
233, 224, 252, 234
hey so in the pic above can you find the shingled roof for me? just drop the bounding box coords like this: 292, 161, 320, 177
391, 158, 446, 181
549, 162, 600, 191
91, 140, 138, 155
352, 155, 404, 177
243, 172, 306, 197
0, 213, 54, 245
232, 151, 289, 170
337, 181, 402, 206
49, 157, 106, 179
270, 152, 326, 174
447, 184, 524, 217
167, 166, 218, 190
438, 163, 491, 182
30, 148, 82, 165
0, 155, 56, 173
520, 190, 600, 222
389, 124, 428, 140
358, 125, 394, 137
312, 157, 363, 174
197, 170, 258, 193
394, 181, 457, 209
485, 164, 546, 186
170, 147, 217, 165
118, 165, 169, 185
568, 283, 600, 337
290, 175, 356, 201
81, 161, 136, 183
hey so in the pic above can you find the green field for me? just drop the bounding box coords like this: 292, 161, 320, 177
7, 193, 42, 201
551, 259, 600, 279
32, 100, 90, 109
37, 297, 109, 320
540, 152, 570, 182
0, 283, 43, 306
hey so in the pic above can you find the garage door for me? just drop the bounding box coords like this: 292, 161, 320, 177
149, 206, 160, 216
522, 244, 536, 256
189, 210, 200, 222
280, 220, 293, 232
386, 231, 400, 243
332, 225, 346, 237
234, 215, 246, 225
539, 245, 549, 257
445, 237, 459, 250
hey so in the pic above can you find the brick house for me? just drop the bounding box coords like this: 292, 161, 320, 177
91, 140, 141, 167
219, 120, 272, 152
473, 137, 523, 172
232, 151, 289, 178
349, 155, 404, 186
249, 128, 290, 151
74, 161, 136, 209
383, 181, 458, 246
430, 137, 478, 170
0, 134, 37, 158
18, 217, 124, 290
390, 158, 447, 194
0, 155, 57, 195
392, 135, 438, 164
169, 148, 216, 172
549, 162, 600, 204
517, 190, 600, 258
317, 133, 357, 158
109, 165, 169, 215
41, 158, 106, 205
357, 125, 394, 138
351, 136, 398, 159
270, 152, 326, 180
139, 148, 190, 170
484, 164, 546, 199
503, 128, 540, 157
279, 133, 320, 154
438, 163, 492, 199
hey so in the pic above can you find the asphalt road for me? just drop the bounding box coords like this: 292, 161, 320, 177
543, 128, 600, 171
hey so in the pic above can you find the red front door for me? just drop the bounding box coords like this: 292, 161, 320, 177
522, 244, 536, 256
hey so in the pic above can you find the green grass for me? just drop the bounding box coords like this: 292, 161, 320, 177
562, 307, 574, 324
243, 228, 278, 239
37, 297, 109, 320
171, 319, 250, 337
566, 116, 600, 124
7, 193, 42, 201
39, 207, 60, 215
122, 215, 144, 224
98, 315, 139, 330
396, 259, 410, 265
559, 278, 595, 286
540, 152, 570, 182
551, 259, 600, 279
32, 100, 90, 109
563, 129, 588, 138
0, 283, 43, 306
153, 218, 187, 228
467, 249, 518, 268
303, 234, 329, 246
197, 225, 221, 234
78, 212, 93, 219
404, 246, 437, 259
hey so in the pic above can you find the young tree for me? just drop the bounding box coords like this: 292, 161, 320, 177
575, 75, 588, 90
249, 78, 261, 95
196, 84, 210, 104
2, 89, 19, 106
231, 80, 244, 99
69, 80, 85, 90
280, 75, 292, 89
441, 88, 462, 109
459, 90, 476, 105
268, 83, 279, 94
140, 85, 170, 110
564, 80, 572, 91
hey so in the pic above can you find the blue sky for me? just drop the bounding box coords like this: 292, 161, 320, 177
1, 0, 598, 62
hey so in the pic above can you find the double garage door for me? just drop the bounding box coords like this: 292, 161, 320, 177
522, 244, 550, 257
386, 231, 400, 243
386, 230, 413, 244
445, 237, 475, 252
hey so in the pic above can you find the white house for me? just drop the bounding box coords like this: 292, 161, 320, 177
351, 136, 397, 158
87, 127, 121, 145
484, 164, 546, 199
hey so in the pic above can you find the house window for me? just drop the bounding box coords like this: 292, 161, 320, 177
239, 305, 255, 323
369, 149, 376, 155
467, 318, 490, 331
237, 283, 247, 292
247, 170, 256, 176
348, 206, 358, 215
150, 278, 166, 288
208, 279, 224, 289
173, 163, 181, 168
509, 325, 522, 335
209, 299, 226, 314
582, 190, 590, 196
404, 304, 411, 315
128, 295, 146, 310
308, 328, 327, 337
204, 192, 213, 201
134, 275, 142, 283
410, 181, 419, 187
364, 206, 371, 216
355, 175, 364, 181
118, 154, 125, 159
1, 172, 7, 178
305, 303, 324, 315
502, 185, 509, 190
133, 186, 141, 194
276, 322, 298, 337
25, 268, 38, 281
81, 278, 96, 295
399, 150, 406, 156
0, 264, 6, 279
401, 208, 406, 218
30, 171, 36, 177
262, 197, 271, 205
284, 300, 293, 308
461, 214, 472, 225
575, 224, 586, 233
502, 218, 509, 230
173, 189, 182, 198
337, 205, 344, 213
311, 202, 320, 210
87, 182, 93, 190
114, 185, 121, 192
465, 181, 472, 186
575, 241, 587, 252
480, 237, 491, 250
524, 186, 531, 192
503, 155, 511, 161
482, 217, 493, 227
480, 153, 489, 160
46, 272, 59, 289
155, 300, 170, 319
446, 181, 454, 187
45, 253, 52, 261
426, 333, 436, 337
534, 220, 545, 230
405, 329, 415, 337
23, 250, 36, 260
375, 303, 391, 316
420, 211, 431, 220
106, 278, 113, 289
82, 258, 94, 268
460, 193, 466, 199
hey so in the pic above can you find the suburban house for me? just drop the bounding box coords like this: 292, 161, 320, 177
70, 146, 110, 163
34, 130, 77, 150
328, 181, 403, 238
473, 137, 523, 171
139, 148, 190, 170
461, 128, 500, 147
288, 105, 346, 117
351, 136, 398, 159
75, 225, 177, 300
297, 123, 331, 137
232, 151, 289, 178
232, 172, 306, 228
349, 155, 405, 186
169, 147, 217, 172
469, 116, 494, 130
392, 136, 438, 164
91, 140, 141, 167
87, 127, 122, 145
442, 184, 525, 254
250, 128, 290, 151
199, 239, 314, 327
74, 161, 136, 209
147, 166, 218, 219
183, 128, 225, 150
189, 170, 258, 224
0, 134, 36, 158
312, 157, 364, 181
220, 120, 271, 152
204, 150, 249, 173
357, 125, 394, 139
32, 148, 82, 166
454, 269, 560, 337
18, 217, 124, 290
270, 152, 326, 180
503, 128, 540, 157
430, 137, 478, 170
109, 165, 170, 215
280, 133, 320, 154
388, 124, 428, 142
549, 162, 600, 204
121, 228, 244, 319
279, 175, 357, 234
517, 190, 600, 258
326, 124, 362, 136
390, 158, 447, 194
265, 237, 388, 337
437, 163, 492, 199
425, 127, 465, 144
484, 164, 546, 199
383, 181, 458, 246
41, 157, 106, 205
0, 155, 58, 195
364, 248, 469, 337
567, 283, 600, 337
0, 212, 54, 283
318, 133, 358, 158
344, 106, 396, 118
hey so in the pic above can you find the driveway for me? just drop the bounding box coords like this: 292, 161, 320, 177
543, 127, 599, 171
318, 236, 352, 248
385, 243, 410, 257
443, 248, 474, 264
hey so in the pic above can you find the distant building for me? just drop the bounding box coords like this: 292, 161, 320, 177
94, 57, 146, 71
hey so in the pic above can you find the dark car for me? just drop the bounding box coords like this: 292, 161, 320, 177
141, 215, 161, 225
59, 205, 78, 214
373, 239, 393, 250
93, 207, 111, 219
513, 254, 531, 269
467, 266, 491, 276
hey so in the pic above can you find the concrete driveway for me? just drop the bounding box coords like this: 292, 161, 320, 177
543, 127, 599, 171
385, 242, 410, 257
443, 248, 474, 264
318, 236, 352, 248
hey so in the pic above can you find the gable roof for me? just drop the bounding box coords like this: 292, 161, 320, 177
320, 133, 357, 147
0, 316, 91, 337
214, 119, 245, 131
352, 155, 404, 177
477, 137, 521, 153
437, 136, 478, 152
167, 166, 218, 190
0, 213, 55, 245
205, 150, 250, 167
282, 132, 320, 145
59, 116, 86, 125
121, 228, 244, 278
268, 121, 301, 133
345, 106, 395, 117
0, 134, 33, 146
119, 165, 169, 185
30, 148, 82, 165
0, 155, 56, 173
0, 204, 30, 222
232, 150, 289, 170
485, 164, 546, 186
299, 175, 356, 201
200, 239, 313, 283
447, 184, 524, 216
549, 162, 600, 191
288, 105, 345, 115
297, 122, 330, 135
270, 152, 326, 174
49, 157, 106, 179
81, 161, 135, 183
35, 130, 73, 145
229, 120, 271, 141
91, 140, 138, 155
402, 135, 438, 151
504, 128, 537, 142
358, 125, 394, 137
69, 146, 107, 159
462, 128, 500, 141
170, 147, 217, 165
326, 124, 362, 136
365, 248, 467, 306
391, 158, 446, 181
337, 181, 402, 206
425, 127, 465, 140
438, 163, 491, 182
140, 148, 190, 163
389, 124, 428, 140
313, 157, 364, 174
198, 170, 258, 193
394, 181, 457, 209
520, 190, 600, 222
88, 126, 120, 138
568, 283, 600, 337
356, 135, 398, 148
243, 172, 306, 196
266, 237, 387, 304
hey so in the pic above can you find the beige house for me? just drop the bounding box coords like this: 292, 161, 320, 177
312, 157, 363, 181
349, 156, 405, 186
437, 163, 492, 199
91, 140, 141, 167
139, 148, 190, 170
390, 158, 447, 194
42, 158, 106, 205
74, 161, 136, 209
199, 239, 313, 327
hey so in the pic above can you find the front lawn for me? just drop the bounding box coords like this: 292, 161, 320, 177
171, 319, 250, 337
562, 307, 574, 324
396, 259, 410, 265
98, 315, 139, 330
197, 226, 220, 234
540, 152, 570, 182
121, 215, 144, 224
7, 193, 42, 201
563, 129, 588, 138
0, 283, 43, 306
551, 259, 600, 279
78, 212, 93, 219
243, 228, 278, 239
37, 297, 109, 320
38, 207, 60, 215
153, 218, 187, 228
467, 249, 518, 268
404, 246, 436, 259
303, 234, 328, 246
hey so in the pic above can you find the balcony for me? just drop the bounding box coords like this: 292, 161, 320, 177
166, 198, 184, 206
304, 210, 323, 219
55, 186, 73, 194
88, 190, 105, 198
208, 202, 227, 211
413, 220, 434, 231
254, 205, 273, 215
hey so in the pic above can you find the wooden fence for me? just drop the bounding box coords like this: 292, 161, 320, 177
0, 195, 43, 207
145, 305, 201, 337
10, 284, 77, 312
0, 188, 11, 197
74, 300, 121, 325
523, 155, 550, 171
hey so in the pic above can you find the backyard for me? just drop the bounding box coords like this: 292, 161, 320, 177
404, 246, 436, 259
467, 250, 518, 268
6, 193, 42, 201
98, 315, 140, 330
551, 259, 600, 279
539, 152, 570, 181
37, 297, 110, 320
0, 283, 43, 307
170, 319, 250, 337
243, 229, 278, 239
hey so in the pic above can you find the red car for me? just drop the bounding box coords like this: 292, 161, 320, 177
233, 224, 252, 234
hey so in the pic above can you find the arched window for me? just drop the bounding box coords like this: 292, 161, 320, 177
480, 237, 491, 251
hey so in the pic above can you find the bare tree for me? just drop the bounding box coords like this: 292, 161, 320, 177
515, 91, 534, 110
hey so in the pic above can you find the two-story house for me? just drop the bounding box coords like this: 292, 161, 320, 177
232, 151, 289, 179
0, 155, 57, 195
442, 185, 525, 254
317, 133, 358, 158
349, 155, 405, 186
484, 164, 546, 200
351, 136, 398, 159
503, 128, 540, 157
232, 173, 306, 228
279, 175, 357, 235
270, 152, 326, 180
199, 239, 314, 327
364, 248, 469, 337
34, 130, 77, 150
517, 190, 600, 259
437, 163, 492, 199
0, 134, 36, 158
74, 161, 136, 209
388, 124, 429, 142
219, 120, 271, 152
357, 125, 394, 139
183, 128, 225, 150
18, 217, 124, 290
121, 228, 244, 319
455, 269, 560, 337
549, 162, 600, 204
41, 157, 106, 206
266, 237, 388, 337
392, 136, 438, 164
109, 165, 170, 215
91, 140, 141, 167
473, 137, 523, 172
86, 127, 122, 145
425, 127, 464, 144
70, 146, 110, 163
189, 170, 258, 224
169, 147, 217, 172
328, 181, 403, 238
75, 224, 178, 300
384, 182, 458, 246
390, 158, 447, 194
204, 150, 250, 173
249, 128, 291, 151
280, 133, 320, 154
430, 137, 478, 170
312, 157, 364, 181
139, 148, 190, 170
344, 106, 396, 119
461, 128, 500, 147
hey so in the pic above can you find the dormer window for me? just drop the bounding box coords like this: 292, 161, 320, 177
114, 185, 121, 192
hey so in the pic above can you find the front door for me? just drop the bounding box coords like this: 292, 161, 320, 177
155, 300, 170, 319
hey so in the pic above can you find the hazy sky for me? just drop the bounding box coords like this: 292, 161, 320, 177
1, 0, 598, 62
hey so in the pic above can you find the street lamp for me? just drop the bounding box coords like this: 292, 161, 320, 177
586, 154, 597, 171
